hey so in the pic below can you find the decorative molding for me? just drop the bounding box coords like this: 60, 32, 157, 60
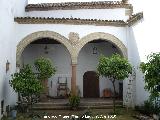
127, 12, 143, 26
68, 32, 80, 46
14, 12, 143, 27
25, 1, 133, 12
14, 17, 127, 27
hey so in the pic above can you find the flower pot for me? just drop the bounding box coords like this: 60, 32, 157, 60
153, 114, 159, 120
11, 110, 17, 119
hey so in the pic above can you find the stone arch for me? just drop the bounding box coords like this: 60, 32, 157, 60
76, 32, 128, 59
16, 31, 73, 65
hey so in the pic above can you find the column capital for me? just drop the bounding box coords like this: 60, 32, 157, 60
71, 56, 78, 65
68, 32, 80, 46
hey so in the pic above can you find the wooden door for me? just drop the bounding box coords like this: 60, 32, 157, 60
83, 71, 99, 98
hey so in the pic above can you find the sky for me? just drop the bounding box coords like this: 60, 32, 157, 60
28, 0, 160, 62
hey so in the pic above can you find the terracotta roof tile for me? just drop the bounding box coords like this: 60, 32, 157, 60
14, 17, 127, 27
14, 12, 143, 27
25, 1, 133, 11
127, 12, 143, 26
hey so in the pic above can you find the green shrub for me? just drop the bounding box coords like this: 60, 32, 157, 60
34, 57, 56, 80
152, 103, 160, 114
143, 100, 154, 115
140, 52, 160, 101
97, 54, 132, 113
69, 95, 80, 110
10, 65, 43, 112
10, 65, 43, 97
135, 100, 160, 115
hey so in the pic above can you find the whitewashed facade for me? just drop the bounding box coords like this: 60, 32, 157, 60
0, 0, 148, 117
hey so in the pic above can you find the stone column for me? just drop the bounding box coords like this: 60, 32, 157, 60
69, 32, 79, 96
71, 64, 77, 95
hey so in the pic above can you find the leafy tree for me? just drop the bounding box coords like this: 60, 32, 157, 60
34, 57, 56, 80
97, 54, 132, 113
10, 65, 43, 105
140, 52, 160, 102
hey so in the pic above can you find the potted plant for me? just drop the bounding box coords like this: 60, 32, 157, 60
97, 54, 132, 113
69, 95, 80, 110
34, 57, 56, 98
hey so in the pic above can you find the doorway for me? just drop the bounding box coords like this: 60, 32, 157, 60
83, 71, 99, 98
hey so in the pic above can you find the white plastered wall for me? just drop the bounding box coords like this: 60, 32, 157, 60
15, 24, 127, 46
0, 0, 28, 117
26, 8, 129, 21
126, 26, 149, 106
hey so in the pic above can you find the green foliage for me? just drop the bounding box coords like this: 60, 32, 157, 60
69, 95, 80, 110
97, 54, 132, 113
142, 100, 154, 115
10, 65, 43, 96
97, 54, 132, 81
140, 52, 160, 100
143, 100, 154, 115
152, 104, 160, 114
135, 100, 160, 115
34, 57, 56, 80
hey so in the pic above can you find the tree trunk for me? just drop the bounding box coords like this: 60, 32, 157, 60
40, 79, 48, 102
30, 95, 33, 112
112, 80, 116, 113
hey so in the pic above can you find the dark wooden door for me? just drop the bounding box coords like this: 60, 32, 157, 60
83, 71, 99, 98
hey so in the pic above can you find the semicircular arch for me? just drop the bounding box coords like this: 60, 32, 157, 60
16, 31, 73, 65
76, 32, 128, 59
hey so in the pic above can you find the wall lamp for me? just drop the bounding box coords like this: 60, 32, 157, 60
93, 46, 98, 54
6, 60, 10, 73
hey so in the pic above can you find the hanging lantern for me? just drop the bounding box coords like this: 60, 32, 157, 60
93, 46, 98, 54
44, 45, 49, 54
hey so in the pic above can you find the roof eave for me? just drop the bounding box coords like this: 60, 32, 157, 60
25, 1, 133, 12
